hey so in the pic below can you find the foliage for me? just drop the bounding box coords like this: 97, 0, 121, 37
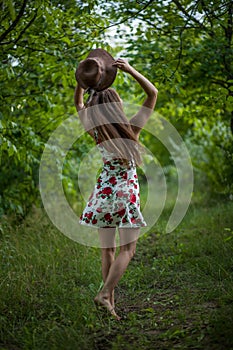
186, 117, 233, 194
0, 0, 233, 215
103, 0, 233, 194
0, 195, 233, 349
0, 0, 107, 215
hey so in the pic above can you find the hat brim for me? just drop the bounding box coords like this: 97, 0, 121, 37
77, 48, 117, 91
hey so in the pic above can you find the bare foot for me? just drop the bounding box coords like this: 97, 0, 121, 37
94, 293, 121, 321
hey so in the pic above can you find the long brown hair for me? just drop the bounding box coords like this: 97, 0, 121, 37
86, 88, 142, 167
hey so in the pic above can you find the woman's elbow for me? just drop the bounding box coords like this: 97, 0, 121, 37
151, 86, 158, 96
75, 103, 85, 111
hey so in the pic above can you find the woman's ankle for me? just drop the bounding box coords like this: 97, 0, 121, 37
99, 287, 112, 299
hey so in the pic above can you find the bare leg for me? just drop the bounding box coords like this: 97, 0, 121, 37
98, 228, 116, 308
95, 228, 140, 320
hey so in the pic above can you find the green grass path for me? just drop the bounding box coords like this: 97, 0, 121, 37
0, 199, 233, 349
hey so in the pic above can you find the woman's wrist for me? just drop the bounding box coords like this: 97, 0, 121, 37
124, 64, 135, 75
126, 65, 139, 77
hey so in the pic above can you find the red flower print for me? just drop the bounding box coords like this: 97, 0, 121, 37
118, 208, 126, 217
134, 175, 138, 178
120, 172, 127, 180
97, 185, 101, 189
92, 219, 97, 224
110, 166, 115, 170
116, 190, 124, 198
118, 202, 124, 208
86, 212, 93, 219
96, 207, 102, 213
134, 185, 138, 189
130, 194, 136, 203
131, 217, 137, 224
104, 213, 112, 221
122, 217, 127, 223
97, 177, 102, 183
102, 187, 112, 195
109, 176, 117, 185
130, 180, 134, 184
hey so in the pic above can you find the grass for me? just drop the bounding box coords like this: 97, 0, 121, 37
0, 188, 233, 349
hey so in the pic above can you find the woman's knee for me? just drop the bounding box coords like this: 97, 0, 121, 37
102, 247, 116, 258
120, 242, 136, 259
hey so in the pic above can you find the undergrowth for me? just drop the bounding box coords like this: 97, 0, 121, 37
0, 190, 233, 349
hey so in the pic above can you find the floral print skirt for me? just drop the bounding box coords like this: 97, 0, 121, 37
79, 156, 147, 228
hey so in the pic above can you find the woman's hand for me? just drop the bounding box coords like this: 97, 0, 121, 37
113, 58, 133, 73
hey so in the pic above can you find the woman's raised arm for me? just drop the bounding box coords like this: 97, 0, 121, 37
74, 84, 94, 136
74, 84, 85, 111
113, 59, 158, 137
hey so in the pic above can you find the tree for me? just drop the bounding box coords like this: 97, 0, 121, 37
0, 0, 107, 215
1, 0, 232, 216
97, 0, 233, 193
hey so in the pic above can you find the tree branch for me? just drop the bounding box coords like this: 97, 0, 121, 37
98, 0, 154, 33
138, 16, 203, 33
172, 0, 213, 36
15, 10, 38, 44
222, 2, 233, 79
200, 0, 214, 29
0, 0, 28, 43
225, 1, 233, 46
8, 44, 56, 56
0, 9, 38, 46
211, 78, 230, 88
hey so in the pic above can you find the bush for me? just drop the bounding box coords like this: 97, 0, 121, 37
185, 118, 233, 195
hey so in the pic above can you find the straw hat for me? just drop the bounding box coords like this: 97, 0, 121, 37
75, 48, 117, 91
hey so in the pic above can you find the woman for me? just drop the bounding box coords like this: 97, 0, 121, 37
74, 55, 158, 320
